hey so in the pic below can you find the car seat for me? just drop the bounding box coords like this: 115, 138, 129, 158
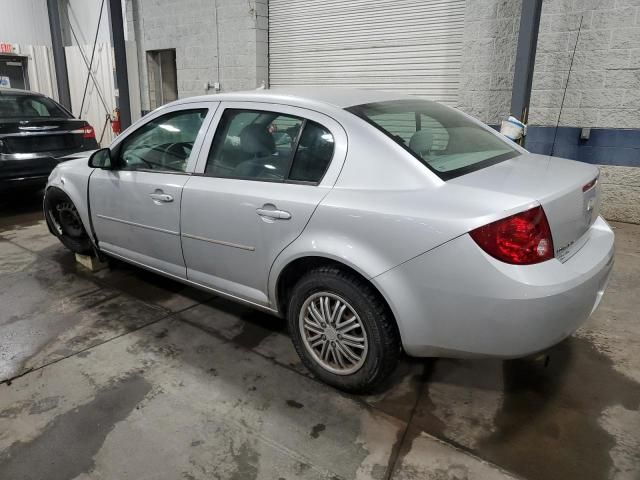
233, 124, 277, 178
408, 129, 433, 158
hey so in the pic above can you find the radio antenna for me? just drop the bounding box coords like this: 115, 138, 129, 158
550, 15, 583, 157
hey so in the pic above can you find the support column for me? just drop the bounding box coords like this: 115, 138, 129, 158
47, 0, 71, 109
510, 0, 543, 137
108, 0, 132, 129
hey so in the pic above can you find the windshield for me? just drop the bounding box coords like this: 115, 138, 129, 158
347, 99, 519, 180
0, 92, 71, 119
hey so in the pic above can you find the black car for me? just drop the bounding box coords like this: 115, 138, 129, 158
0, 88, 99, 191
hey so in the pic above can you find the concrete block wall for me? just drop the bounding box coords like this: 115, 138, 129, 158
125, 0, 268, 112
531, 0, 640, 129
457, 0, 522, 125
459, 0, 640, 224
459, 0, 640, 128
217, 0, 268, 92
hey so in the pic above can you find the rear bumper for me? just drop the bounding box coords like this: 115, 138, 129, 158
0, 148, 94, 190
375, 216, 615, 358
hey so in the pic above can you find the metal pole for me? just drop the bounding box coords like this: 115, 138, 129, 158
510, 0, 543, 133
108, 0, 131, 129
47, 0, 72, 109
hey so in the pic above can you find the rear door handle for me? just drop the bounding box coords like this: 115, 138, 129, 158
256, 207, 291, 220
149, 192, 173, 203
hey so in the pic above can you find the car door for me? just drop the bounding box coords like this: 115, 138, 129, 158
89, 103, 216, 278
181, 102, 347, 307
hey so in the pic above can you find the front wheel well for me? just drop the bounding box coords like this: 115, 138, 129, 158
275, 256, 400, 337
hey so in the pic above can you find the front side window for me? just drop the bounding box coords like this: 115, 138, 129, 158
205, 109, 334, 183
347, 99, 519, 180
117, 109, 207, 172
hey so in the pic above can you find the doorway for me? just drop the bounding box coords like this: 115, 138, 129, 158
0, 55, 29, 90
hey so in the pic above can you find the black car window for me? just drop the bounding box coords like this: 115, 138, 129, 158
205, 109, 304, 181
0, 93, 70, 118
117, 109, 207, 173
288, 121, 334, 183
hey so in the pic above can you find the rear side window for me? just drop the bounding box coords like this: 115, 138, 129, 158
205, 108, 334, 184
289, 121, 334, 182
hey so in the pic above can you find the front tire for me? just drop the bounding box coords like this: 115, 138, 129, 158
44, 188, 93, 255
287, 266, 400, 393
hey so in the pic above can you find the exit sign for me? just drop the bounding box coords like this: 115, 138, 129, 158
0, 43, 14, 53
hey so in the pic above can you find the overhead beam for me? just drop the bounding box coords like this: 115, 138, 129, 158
510, 0, 543, 131
108, 0, 132, 129
47, 0, 72, 109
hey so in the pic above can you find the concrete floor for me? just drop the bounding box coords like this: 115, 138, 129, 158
0, 191, 639, 480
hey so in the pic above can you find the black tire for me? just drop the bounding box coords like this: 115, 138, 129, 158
287, 266, 401, 394
44, 188, 94, 256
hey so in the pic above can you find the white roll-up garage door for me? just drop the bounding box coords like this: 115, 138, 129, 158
269, 0, 465, 105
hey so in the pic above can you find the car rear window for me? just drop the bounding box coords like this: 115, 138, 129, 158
346, 99, 520, 180
0, 93, 71, 119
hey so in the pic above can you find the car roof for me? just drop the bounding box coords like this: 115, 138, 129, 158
0, 87, 45, 97
175, 87, 412, 110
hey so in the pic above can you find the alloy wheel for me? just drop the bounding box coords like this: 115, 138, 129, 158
298, 292, 368, 375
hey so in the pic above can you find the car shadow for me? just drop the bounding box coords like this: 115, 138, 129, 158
416, 336, 640, 480
0, 188, 45, 228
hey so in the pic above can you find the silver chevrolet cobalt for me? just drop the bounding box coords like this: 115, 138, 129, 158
44, 88, 614, 392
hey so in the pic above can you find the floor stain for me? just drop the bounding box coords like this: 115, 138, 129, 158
229, 440, 259, 480
310, 423, 326, 439
28, 396, 60, 415
0, 373, 151, 480
232, 309, 285, 351
286, 399, 304, 409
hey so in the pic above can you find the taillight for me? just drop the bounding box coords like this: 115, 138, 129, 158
469, 206, 554, 265
83, 125, 96, 139
582, 177, 598, 192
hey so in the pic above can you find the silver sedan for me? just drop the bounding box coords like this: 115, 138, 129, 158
43, 88, 614, 392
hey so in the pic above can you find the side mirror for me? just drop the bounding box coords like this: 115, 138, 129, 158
88, 148, 113, 169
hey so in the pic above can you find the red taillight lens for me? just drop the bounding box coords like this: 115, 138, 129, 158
83, 125, 96, 139
582, 177, 598, 192
469, 206, 554, 265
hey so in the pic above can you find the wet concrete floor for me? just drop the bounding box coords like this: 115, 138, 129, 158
0, 190, 638, 480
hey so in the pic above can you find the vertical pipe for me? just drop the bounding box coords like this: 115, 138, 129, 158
47, 0, 72, 109
108, 0, 131, 129
510, 0, 543, 141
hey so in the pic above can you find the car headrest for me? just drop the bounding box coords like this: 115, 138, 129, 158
240, 124, 275, 156
409, 130, 433, 156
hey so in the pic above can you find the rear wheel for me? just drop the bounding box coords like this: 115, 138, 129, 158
287, 266, 400, 393
44, 188, 93, 255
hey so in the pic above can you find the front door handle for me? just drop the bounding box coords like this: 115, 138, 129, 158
149, 192, 173, 203
256, 207, 291, 220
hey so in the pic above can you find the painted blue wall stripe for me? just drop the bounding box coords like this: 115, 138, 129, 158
489, 126, 640, 167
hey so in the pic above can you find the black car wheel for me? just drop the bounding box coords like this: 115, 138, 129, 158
287, 266, 401, 394
44, 188, 94, 255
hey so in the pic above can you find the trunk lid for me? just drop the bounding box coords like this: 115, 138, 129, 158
0, 118, 89, 154
450, 152, 600, 262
